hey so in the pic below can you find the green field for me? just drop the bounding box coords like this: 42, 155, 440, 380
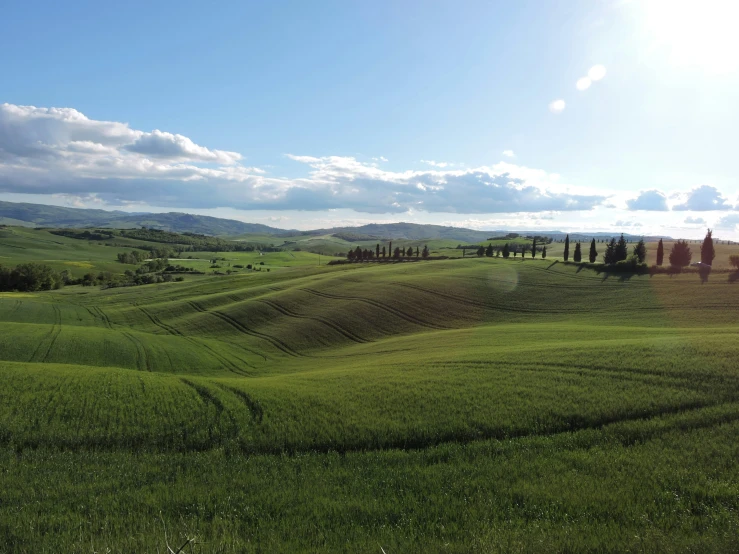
1, 233, 739, 551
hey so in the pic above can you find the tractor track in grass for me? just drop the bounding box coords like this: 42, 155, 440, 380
137, 306, 252, 376
299, 287, 449, 330
394, 281, 574, 315
188, 300, 304, 358
215, 383, 264, 424
394, 281, 674, 316
427, 360, 732, 393
10, 397, 738, 455
256, 298, 369, 344
96, 306, 114, 329
6, 299, 22, 318
180, 379, 239, 442
29, 304, 62, 363
122, 331, 151, 372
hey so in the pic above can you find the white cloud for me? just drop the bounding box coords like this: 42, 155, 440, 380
614, 220, 643, 227
684, 216, 707, 225
502, 150, 515, 158
549, 99, 566, 114
372, 156, 388, 162
626, 189, 669, 211
125, 130, 241, 164
588, 65, 607, 81
576, 77, 592, 91
0, 102, 608, 214
420, 159, 449, 168
672, 185, 732, 211
716, 214, 739, 231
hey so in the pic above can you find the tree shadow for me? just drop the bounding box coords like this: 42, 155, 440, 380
546, 260, 558, 270
729, 271, 739, 283
699, 267, 711, 284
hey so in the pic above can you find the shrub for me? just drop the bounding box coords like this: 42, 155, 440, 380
730, 255, 739, 270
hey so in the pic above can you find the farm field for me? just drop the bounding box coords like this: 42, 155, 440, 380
1, 254, 739, 551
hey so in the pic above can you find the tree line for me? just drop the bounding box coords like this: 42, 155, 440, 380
469, 229, 727, 270
0, 263, 68, 292
472, 239, 548, 259
347, 243, 430, 261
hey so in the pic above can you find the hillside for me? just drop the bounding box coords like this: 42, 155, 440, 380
0, 201, 290, 236
1, 256, 738, 551
0, 200, 669, 242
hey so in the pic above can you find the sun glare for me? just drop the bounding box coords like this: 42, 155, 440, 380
644, 0, 739, 74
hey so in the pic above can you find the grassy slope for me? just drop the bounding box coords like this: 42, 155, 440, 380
1, 257, 739, 550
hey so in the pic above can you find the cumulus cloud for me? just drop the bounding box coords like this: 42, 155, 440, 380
672, 185, 732, 211
684, 216, 706, 225
0, 102, 608, 214
716, 214, 739, 231
614, 220, 643, 227
125, 130, 241, 164
626, 189, 669, 211
502, 150, 515, 158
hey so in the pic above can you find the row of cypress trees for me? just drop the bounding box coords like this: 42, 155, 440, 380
347, 243, 430, 261
562, 234, 646, 264
559, 229, 716, 267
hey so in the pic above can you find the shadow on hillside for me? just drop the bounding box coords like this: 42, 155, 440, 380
546, 260, 558, 270
729, 271, 739, 283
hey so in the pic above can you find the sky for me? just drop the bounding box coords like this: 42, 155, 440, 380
1, 0, 738, 238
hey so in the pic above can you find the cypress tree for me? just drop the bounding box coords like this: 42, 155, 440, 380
376, 243, 380, 258
589, 238, 597, 263
502, 243, 510, 258
633, 238, 647, 263
416, 246, 419, 258
476, 245, 484, 257
485, 244, 493, 257
422, 245, 429, 259
563, 234, 570, 261
573, 242, 582, 262
382, 246, 386, 258
388, 242, 392, 258
542, 246, 547, 259
656, 239, 664, 266
615, 234, 628, 262
669, 240, 692, 267
700, 229, 715, 265
604, 238, 617, 264
531, 238, 537, 258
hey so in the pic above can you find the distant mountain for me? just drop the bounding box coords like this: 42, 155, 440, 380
0, 201, 670, 241
0, 201, 290, 236
317, 223, 669, 243
313, 223, 497, 243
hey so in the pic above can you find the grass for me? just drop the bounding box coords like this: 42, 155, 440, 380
0, 250, 739, 551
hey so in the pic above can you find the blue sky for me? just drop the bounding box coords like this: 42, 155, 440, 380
1, 0, 738, 237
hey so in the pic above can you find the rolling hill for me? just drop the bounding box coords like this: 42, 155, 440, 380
0, 256, 738, 551
0, 201, 290, 236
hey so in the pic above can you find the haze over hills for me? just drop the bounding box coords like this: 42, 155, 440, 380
0, 201, 290, 236
0, 200, 669, 242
